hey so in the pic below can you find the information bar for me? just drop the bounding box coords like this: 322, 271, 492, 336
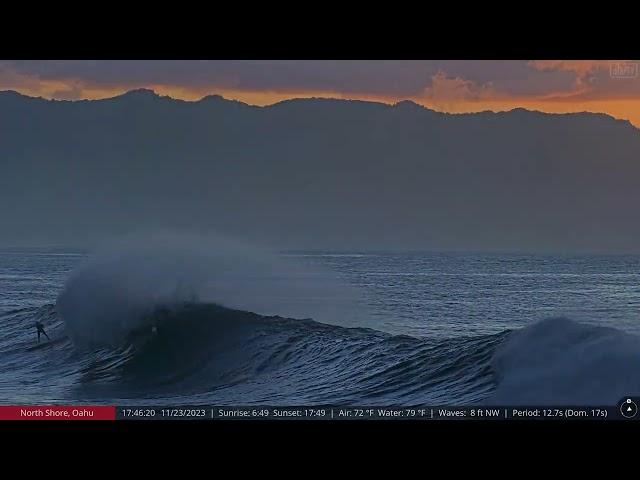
1, 403, 636, 420
115, 404, 637, 420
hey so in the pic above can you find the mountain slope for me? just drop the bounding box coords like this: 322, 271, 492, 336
1, 90, 639, 252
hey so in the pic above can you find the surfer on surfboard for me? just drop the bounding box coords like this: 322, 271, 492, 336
35, 321, 50, 343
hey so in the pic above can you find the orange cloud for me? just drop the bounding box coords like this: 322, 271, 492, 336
528, 60, 640, 101
528, 60, 613, 77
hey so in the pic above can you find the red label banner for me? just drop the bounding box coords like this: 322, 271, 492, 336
0, 405, 116, 420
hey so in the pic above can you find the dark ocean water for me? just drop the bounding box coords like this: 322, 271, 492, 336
1, 250, 640, 406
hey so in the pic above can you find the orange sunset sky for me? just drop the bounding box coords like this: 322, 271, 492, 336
1, 60, 639, 127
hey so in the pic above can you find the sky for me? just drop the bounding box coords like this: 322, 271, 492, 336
1, 60, 639, 127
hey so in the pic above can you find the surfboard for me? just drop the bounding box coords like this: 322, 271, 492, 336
26, 337, 64, 351
26, 343, 51, 351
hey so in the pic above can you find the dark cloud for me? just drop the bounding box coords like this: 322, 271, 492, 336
1, 60, 638, 104
0, 60, 598, 98
4, 60, 438, 95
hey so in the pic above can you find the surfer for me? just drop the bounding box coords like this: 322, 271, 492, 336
35, 321, 50, 343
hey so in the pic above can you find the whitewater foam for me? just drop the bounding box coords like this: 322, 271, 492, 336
56, 233, 364, 347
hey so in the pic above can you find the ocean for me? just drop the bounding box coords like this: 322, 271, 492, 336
1, 248, 639, 406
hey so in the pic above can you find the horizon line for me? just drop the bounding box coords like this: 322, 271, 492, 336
2, 88, 636, 129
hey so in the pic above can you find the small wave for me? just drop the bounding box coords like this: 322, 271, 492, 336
489, 317, 640, 405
